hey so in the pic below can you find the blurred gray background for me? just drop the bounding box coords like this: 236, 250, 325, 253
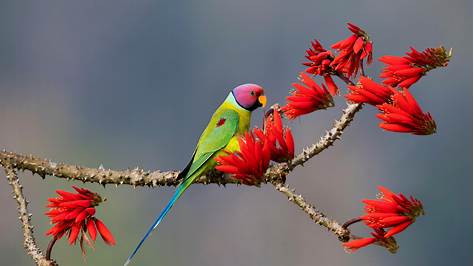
0, 0, 471, 265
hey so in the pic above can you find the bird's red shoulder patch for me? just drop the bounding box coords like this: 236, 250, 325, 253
216, 118, 226, 127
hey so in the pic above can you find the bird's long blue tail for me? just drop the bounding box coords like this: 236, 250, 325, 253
124, 179, 192, 266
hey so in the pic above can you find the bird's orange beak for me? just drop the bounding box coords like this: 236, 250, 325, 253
258, 95, 267, 107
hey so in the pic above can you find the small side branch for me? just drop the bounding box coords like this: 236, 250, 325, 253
272, 182, 350, 241
3, 163, 58, 266
289, 103, 363, 170
272, 181, 397, 252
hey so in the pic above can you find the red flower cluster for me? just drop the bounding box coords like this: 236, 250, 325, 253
303, 40, 339, 95
343, 186, 423, 252
377, 88, 436, 135
361, 186, 424, 238
331, 23, 373, 78
346, 76, 395, 106
256, 108, 294, 163
46, 186, 115, 254
304, 40, 333, 76
215, 131, 271, 185
215, 107, 295, 184
282, 72, 334, 119
345, 75, 437, 135
380, 46, 451, 88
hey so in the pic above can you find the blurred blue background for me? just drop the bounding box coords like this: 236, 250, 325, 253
0, 1, 471, 265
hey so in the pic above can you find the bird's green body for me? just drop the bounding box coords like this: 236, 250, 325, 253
124, 87, 264, 266
172, 92, 252, 204
189, 92, 252, 175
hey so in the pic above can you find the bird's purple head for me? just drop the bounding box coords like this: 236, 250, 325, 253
232, 84, 266, 111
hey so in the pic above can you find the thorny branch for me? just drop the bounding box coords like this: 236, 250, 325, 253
272, 182, 351, 241
0, 102, 362, 187
0, 99, 371, 263
3, 163, 58, 266
288, 103, 362, 171
0, 70, 377, 265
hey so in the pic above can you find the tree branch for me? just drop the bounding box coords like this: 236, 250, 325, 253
0, 98, 377, 259
272, 181, 351, 241
0, 101, 362, 187
0, 151, 184, 187
288, 103, 362, 170
3, 163, 58, 266
272, 181, 399, 252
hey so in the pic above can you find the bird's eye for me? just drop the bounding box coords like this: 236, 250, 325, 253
250, 91, 255, 96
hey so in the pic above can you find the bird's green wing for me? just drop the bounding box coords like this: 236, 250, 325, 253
181, 109, 239, 181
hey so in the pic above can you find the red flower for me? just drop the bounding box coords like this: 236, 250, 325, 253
281, 72, 334, 119
346, 76, 396, 106
379, 46, 451, 88
46, 186, 115, 255
330, 23, 373, 78
343, 229, 398, 253
303, 40, 339, 95
343, 185, 423, 252
379, 56, 425, 88
361, 186, 424, 238
304, 39, 333, 75
376, 88, 436, 135
255, 108, 294, 163
215, 131, 271, 185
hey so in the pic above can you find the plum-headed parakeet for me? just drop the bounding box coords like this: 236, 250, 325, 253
124, 84, 266, 265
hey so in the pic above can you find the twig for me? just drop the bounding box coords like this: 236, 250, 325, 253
288, 102, 363, 170
45, 237, 58, 261
272, 181, 350, 241
342, 217, 363, 229
272, 182, 399, 252
3, 163, 58, 266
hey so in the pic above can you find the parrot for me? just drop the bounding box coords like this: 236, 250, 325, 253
124, 84, 267, 265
